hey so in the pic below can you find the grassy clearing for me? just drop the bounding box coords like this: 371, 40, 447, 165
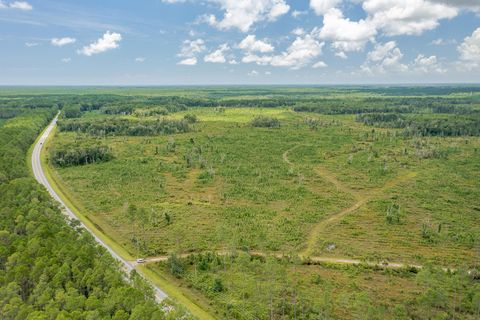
46, 89, 480, 319
50, 109, 479, 266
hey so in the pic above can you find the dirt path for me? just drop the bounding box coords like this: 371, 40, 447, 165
133, 250, 425, 271
282, 144, 416, 257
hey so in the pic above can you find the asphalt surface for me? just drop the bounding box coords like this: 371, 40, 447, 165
31, 113, 168, 301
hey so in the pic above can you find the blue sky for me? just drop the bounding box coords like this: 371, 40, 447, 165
0, 0, 479, 85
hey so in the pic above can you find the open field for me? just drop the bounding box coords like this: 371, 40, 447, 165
7, 86, 479, 319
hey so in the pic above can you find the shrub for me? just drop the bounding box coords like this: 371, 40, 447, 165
250, 116, 280, 128
184, 113, 198, 123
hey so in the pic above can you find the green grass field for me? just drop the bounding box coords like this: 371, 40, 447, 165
39, 87, 480, 319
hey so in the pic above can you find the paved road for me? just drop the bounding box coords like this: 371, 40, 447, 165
31, 113, 168, 301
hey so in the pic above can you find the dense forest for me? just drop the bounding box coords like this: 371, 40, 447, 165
0, 104, 184, 319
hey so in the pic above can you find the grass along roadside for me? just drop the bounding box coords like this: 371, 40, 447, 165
38, 123, 219, 320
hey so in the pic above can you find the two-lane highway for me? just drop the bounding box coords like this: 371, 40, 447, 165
31, 113, 168, 302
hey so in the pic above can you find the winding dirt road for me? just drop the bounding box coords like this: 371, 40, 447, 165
282, 145, 416, 257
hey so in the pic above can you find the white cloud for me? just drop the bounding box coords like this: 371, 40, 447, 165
431, 38, 456, 46
135, 57, 146, 63
178, 38, 206, 58
363, 0, 458, 36
238, 35, 274, 53
270, 34, 324, 69
78, 31, 122, 56
1, 1, 32, 10
204, 43, 230, 63
51, 37, 76, 47
429, 0, 480, 12
313, 61, 328, 68
362, 41, 407, 74
413, 54, 446, 73
242, 54, 273, 65
335, 51, 348, 59
248, 70, 259, 76
178, 57, 198, 65
25, 42, 38, 47
228, 59, 238, 64
310, 0, 341, 15
292, 10, 307, 18
314, 8, 377, 54
206, 0, 290, 32
61, 58, 71, 63
241, 33, 324, 70
457, 27, 480, 69
292, 28, 305, 36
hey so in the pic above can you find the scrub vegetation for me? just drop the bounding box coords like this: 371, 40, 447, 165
1, 86, 479, 319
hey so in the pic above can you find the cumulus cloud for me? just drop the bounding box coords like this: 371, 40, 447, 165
78, 31, 122, 56
362, 41, 407, 74
310, 0, 341, 15
270, 34, 324, 69
61, 58, 71, 63
51, 37, 76, 47
413, 54, 446, 73
178, 38, 206, 58
292, 28, 305, 36
206, 0, 290, 32
238, 35, 274, 53
429, 0, 480, 12
314, 8, 376, 56
363, 0, 458, 36
242, 33, 324, 70
313, 61, 328, 68
457, 27, 480, 69
135, 57, 146, 63
25, 42, 38, 47
204, 43, 230, 63
307, 0, 465, 58
178, 57, 198, 65
0, 1, 32, 10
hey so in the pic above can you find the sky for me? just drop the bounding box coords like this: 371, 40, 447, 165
0, 0, 479, 85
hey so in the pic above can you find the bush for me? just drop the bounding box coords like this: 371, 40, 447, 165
184, 113, 198, 123
250, 116, 280, 128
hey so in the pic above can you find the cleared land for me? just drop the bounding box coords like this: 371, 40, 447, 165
42, 87, 480, 319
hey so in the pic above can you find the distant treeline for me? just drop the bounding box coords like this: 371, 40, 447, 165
293, 97, 480, 115
357, 113, 480, 137
58, 118, 191, 136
